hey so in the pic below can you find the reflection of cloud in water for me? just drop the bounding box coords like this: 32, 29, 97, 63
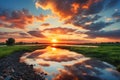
54, 59, 120, 80
20, 46, 120, 80
53, 69, 102, 80
53, 69, 78, 80
28, 46, 84, 62
39, 61, 50, 67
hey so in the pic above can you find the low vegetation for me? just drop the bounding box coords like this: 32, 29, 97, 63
58, 44, 120, 72
0, 43, 120, 72
0, 45, 45, 58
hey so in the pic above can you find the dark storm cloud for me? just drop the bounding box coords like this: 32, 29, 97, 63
28, 30, 45, 38
85, 21, 114, 31
66, 15, 101, 26
106, 0, 120, 8
91, 15, 102, 21
85, 0, 105, 15
86, 29, 120, 39
112, 11, 120, 22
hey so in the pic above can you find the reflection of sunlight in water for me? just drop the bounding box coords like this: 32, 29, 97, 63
20, 46, 120, 80
51, 47, 56, 51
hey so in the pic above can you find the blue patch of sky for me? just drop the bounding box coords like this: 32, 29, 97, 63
95, 1, 120, 31
0, 0, 51, 16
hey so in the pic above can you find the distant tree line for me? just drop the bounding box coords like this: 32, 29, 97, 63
0, 38, 120, 46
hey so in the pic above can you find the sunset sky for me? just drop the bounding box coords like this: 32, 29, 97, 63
0, 0, 120, 43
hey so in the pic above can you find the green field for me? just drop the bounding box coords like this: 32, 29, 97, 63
0, 44, 120, 72
58, 44, 120, 72
0, 45, 45, 58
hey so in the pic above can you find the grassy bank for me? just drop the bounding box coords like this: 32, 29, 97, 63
0, 44, 120, 72
58, 44, 120, 71
0, 45, 45, 58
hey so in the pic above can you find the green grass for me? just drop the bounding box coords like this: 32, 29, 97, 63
0, 45, 45, 58
58, 44, 120, 71
0, 44, 120, 72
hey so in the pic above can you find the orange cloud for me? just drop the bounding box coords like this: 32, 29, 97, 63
71, 3, 80, 13
35, 14, 48, 22
35, 0, 74, 19
35, 0, 100, 20
42, 27, 77, 35
0, 9, 34, 29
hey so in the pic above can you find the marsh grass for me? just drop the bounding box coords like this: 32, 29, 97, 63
58, 44, 120, 71
0, 45, 45, 58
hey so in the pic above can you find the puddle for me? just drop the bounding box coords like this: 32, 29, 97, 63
20, 46, 120, 80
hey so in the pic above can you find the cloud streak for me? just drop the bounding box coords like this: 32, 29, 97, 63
42, 27, 77, 35
0, 31, 31, 39
28, 30, 46, 38
86, 29, 120, 39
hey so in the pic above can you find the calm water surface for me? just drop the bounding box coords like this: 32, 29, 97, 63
20, 46, 120, 80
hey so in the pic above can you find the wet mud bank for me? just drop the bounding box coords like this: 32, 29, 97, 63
0, 51, 45, 80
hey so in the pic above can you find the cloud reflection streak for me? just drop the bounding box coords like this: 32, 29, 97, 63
20, 46, 120, 80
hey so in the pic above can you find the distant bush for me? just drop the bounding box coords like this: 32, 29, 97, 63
6, 38, 15, 46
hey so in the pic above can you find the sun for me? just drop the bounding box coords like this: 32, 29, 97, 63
51, 39, 58, 43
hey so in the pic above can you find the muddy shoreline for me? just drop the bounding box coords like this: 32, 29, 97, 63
0, 51, 45, 80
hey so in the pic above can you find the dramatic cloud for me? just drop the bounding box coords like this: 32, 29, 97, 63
35, 0, 100, 19
106, 0, 120, 8
86, 29, 120, 39
84, 21, 114, 31
35, 0, 119, 33
42, 27, 77, 35
35, 0, 105, 21
112, 11, 120, 22
65, 15, 102, 29
0, 0, 120, 43
0, 8, 34, 29
28, 30, 46, 38
85, 0, 105, 14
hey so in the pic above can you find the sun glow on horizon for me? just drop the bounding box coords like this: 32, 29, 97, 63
52, 47, 56, 51
51, 38, 58, 43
